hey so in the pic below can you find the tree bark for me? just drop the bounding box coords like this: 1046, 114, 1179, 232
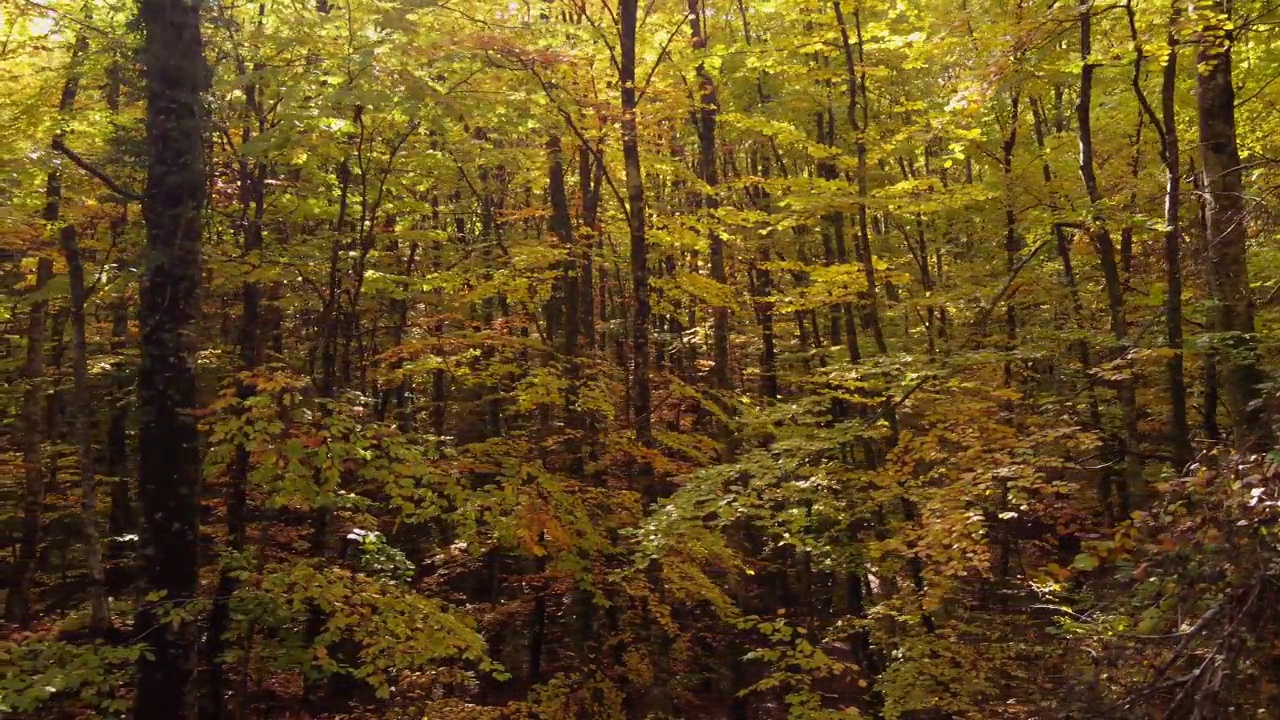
1001, 92, 1021, 387
833, 1, 886, 355
620, 0, 652, 467
107, 294, 133, 541
1030, 97, 1102, 429
619, 3, 670, 716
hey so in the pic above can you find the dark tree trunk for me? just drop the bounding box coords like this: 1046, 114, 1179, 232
50, 26, 111, 633
1077, 0, 1138, 518
107, 296, 134, 541
132, 0, 206, 716
1161, 35, 1191, 470
1030, 97, 1102, 429
579, 144, 603, 351
619, 3, 670, 716
833, 1, 886, 355
690, 0, 729, 390
5, 256, 53, 626
61, 223, 111, 635
104, 62, 133, 545
6, 15, 91, 628
1130, 0, 1191, 468
1195, 0, 1270, 452
205, 72, 267, 720
620, 0, 652, 470
1001, 93, 1021, 387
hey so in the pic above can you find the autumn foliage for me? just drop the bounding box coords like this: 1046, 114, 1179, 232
3, 0, 1280, 718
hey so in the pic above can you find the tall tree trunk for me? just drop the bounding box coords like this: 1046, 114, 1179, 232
818, 112, 860, 365
304, 104, 361, 712
620, 0, 652, 480
1130, 0, 1191, 468
1001, 93, 1021, 387
1160, 24, 1190, 470
690, 0, 729, 391
6, 10, 92, 629
205, 67, 267, 720
49, 18, 109, 633
851, 8, 886, 355
5, 256, 53, 626
1194, 0, 1270, 452
61, 223, 111, 635
619, 2, 670, 716
579, 144, 603, 351
107, 294, 133, 541
1030, 97, 1102, 429
104, 62, 133, 545
1077, 0, 1138, 518
832, 1, 886, 355
133, 0, 206, 716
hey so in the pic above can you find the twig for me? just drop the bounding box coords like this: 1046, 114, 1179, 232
636, 11, 691, 104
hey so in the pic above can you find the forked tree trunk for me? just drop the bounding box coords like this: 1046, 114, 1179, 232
1077, 0, 1139, 518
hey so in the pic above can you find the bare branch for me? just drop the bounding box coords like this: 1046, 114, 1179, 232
51, 138, 142, 203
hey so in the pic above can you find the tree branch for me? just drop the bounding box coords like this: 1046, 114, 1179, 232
51, 137, 142, 202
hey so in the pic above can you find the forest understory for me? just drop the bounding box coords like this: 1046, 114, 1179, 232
3, 0, 1280, 718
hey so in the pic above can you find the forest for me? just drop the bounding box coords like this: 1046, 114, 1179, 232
2, 0, 1280, 717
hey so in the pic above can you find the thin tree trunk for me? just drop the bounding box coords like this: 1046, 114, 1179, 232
690, 0, 729, 390
47, 12, 109, 637
205, 64, 267, 720
5, 256, 53, 626
620, 0, 652, 482
1030, 97, 1102, 429
619, 2, 669, 715
104, 69, 133, 549
832, 1, 886, 355
579, 144, 603, 351
1077, 0, 1138, 518
1160, 23, 1190, 470
107, 294, 133, 542
61, 223, 111, 635
6, 9, 93, 628
1001, 92, 1021, 387
852, 8, 887, 354
1130, 0, 1191, 468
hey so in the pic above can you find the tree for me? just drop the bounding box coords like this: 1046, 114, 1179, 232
1195, 0, 1271, 452
132, 0, 207, 715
